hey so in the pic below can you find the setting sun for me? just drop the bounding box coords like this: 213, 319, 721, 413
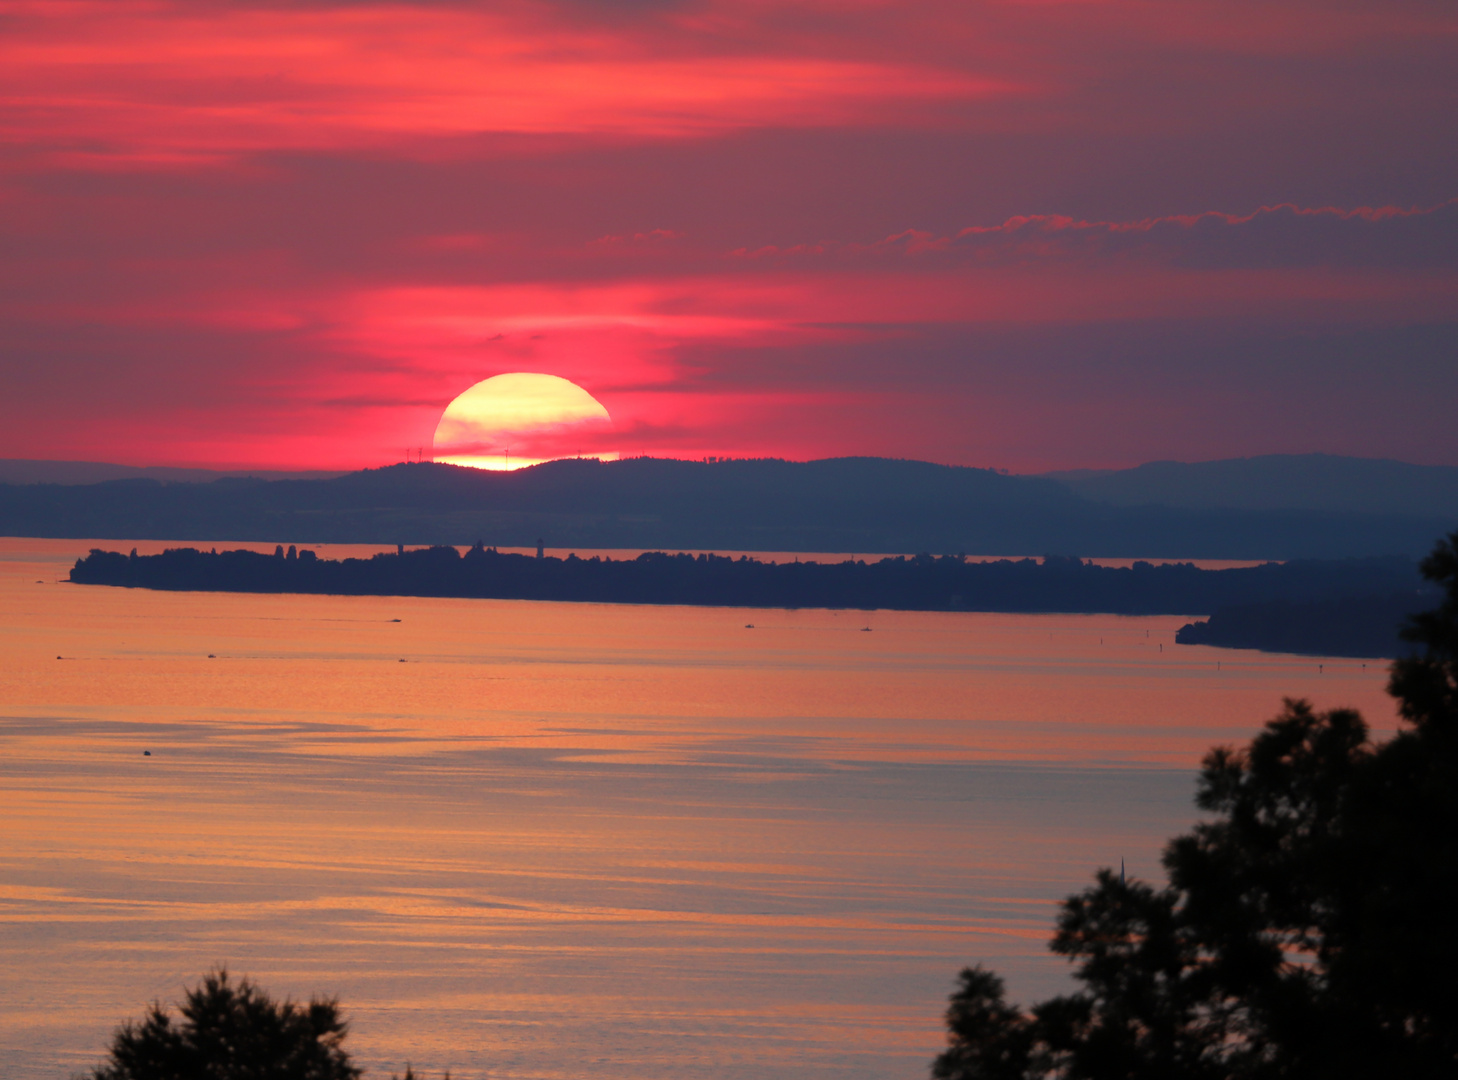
432, 372, 616, 470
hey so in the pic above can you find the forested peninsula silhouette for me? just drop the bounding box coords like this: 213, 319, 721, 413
71, 544, 1429, 638
1175, 592, 1431, 658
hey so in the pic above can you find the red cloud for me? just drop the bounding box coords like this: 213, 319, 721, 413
0, 0, 1012, 166
0, 0, 1454, 471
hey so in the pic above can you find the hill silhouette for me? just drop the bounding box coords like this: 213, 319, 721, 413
6, 457, 1455, 559
0, 457, 344, 486
1044, 452, 1458, 517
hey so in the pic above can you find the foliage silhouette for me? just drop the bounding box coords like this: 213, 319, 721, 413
85, 969, 359, 1080
933, 531, 1458, 1079
71, 544, 1424, 630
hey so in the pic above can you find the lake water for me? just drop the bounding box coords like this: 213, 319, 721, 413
0, 538, 1397, 1079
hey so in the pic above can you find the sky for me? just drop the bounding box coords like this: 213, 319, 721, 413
1, 0, 1454, 472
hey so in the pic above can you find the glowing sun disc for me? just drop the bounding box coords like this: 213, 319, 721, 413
433, 373, 616, 471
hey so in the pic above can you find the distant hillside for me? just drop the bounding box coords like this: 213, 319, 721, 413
0, 458, 345, 486
1044, 454, 1458, 517
2, 457, 1453, 559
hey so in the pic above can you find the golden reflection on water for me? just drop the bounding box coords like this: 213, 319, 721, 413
0, 539, 1396, 1079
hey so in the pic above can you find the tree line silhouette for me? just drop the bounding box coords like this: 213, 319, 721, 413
71, 544, 1425, 626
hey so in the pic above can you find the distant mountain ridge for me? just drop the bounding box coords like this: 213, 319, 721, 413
1042, 453, 1458, 517
0, 458, 346, 486
2, 456, 1453, 559
8, 451, 1453, 517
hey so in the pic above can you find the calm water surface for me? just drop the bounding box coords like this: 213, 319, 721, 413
0, 539, 1395, 1079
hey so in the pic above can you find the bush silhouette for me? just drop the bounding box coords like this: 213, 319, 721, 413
933, 531, 1458, 1079
86, 969, 450, 1080
85, 969, 359, 1080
